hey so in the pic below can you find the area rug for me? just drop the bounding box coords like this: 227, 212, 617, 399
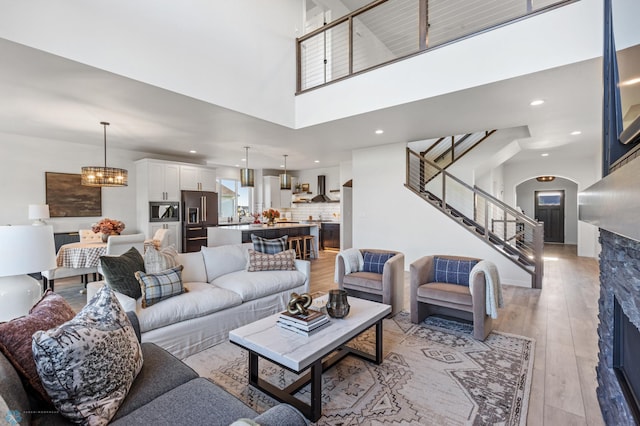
183, 313, 535, 425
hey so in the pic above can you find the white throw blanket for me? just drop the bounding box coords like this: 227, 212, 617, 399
335, 248, 364, 283
470, 260, 503, 319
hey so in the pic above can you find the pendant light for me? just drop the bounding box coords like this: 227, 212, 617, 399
280, 154, 291, 190
240, 146, 254, 187
81, 122, 128, 187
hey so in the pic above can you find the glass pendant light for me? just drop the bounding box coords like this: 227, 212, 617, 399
81, 122, 128, 187
280, 154, 291, 190
240, 146, 254, 187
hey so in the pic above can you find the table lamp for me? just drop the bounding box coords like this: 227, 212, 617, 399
0, 225, 56, 322
28, 204, 50, 226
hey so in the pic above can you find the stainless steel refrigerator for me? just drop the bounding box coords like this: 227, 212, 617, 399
181, 190, 218, 252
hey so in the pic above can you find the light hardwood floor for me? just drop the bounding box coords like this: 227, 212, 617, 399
54, 244, 604, 425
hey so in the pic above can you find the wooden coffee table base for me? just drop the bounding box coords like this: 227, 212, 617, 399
246, 319, 383, 422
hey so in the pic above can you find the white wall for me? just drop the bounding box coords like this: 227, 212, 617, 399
353, 142, 532, 287
0, 0, 303, 127
516, 177, 578, 245
503, 154, 601, 257
0, 133, 142, 233
296, 0, 604, 127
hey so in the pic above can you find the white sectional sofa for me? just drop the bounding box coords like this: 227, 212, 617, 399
88, 243, 310, 359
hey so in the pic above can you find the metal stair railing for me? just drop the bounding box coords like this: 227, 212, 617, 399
419, 130, 496, 184
406, 147, 544, 288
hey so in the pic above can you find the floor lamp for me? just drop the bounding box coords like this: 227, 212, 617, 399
0, 225, 56, 322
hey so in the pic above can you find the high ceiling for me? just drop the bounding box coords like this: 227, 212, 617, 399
0, 35, 607, 172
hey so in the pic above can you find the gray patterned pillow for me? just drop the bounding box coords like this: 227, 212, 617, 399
143, 245, 179, 273
31, 285, 143, 425
246, 248, 296, 272
135, 265, 186, 308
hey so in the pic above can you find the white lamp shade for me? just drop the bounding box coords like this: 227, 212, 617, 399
28, 204, 50, 220
0, 225, 56, 277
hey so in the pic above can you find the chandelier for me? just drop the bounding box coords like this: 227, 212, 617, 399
81, 122, 128, 187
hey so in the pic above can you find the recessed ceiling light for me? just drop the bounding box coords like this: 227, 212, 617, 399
541, 153, 549, 157
530, 99, 545, 106
621, 77, 640, 86
570, 131, 582, 136
189, 150, 197, 154
235, 164, 240, 167
375, 129, 384, 134
279, 164, 284, 168
241, 158, 246, 162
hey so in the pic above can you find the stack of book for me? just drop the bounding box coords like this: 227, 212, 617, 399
277, 309, 330, 336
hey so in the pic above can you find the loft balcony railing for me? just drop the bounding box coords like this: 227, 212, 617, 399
296, 0, 575, 93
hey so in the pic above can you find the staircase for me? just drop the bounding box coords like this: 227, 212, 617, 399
405, 147, 544, 289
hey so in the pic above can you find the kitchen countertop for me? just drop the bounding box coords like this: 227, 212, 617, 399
211, 223, 318, 231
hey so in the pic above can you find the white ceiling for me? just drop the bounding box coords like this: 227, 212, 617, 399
0, 35, 607, 172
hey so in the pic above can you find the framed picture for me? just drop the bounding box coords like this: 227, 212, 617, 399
46, 172, 102, 217
301, 183, 310, 192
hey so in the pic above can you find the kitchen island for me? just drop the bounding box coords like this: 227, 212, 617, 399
208, 223, 319, 257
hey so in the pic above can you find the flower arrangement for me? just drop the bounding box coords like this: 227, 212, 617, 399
262, 209, 280, 220
252, 212, 261, 224
92, 218, 125, 235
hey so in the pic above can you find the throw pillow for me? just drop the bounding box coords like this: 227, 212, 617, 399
0, 290, 75, 405
433, 257, 479, 286
32, 285, 143, 425
362, 251, 395, 274
135, 265, 186, 308
251, 234, 288, 254
143, 244, 179, 274
246, 248, 296, 272
100, 246, 145, 299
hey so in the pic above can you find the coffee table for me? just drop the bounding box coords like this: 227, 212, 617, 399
229, 296, 391, 421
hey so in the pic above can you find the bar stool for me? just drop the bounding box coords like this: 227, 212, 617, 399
288, 236, 304, 259
302, 235, 317, 260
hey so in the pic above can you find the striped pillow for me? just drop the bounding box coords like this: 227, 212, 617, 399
135, 265, 186, 308
251, 234, 288, 254
246, 249, 296, 272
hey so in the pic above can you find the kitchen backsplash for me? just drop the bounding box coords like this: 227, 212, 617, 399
282, 203, 340, 222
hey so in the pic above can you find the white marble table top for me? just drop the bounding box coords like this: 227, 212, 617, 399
229, 295, 390, 372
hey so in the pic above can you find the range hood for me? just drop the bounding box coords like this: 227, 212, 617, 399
311, 175, 331, 202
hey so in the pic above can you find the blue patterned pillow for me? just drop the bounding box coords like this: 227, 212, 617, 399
433, 257, 478, 286
135, 265, 186, 308
251, 234, 288, 254
362, 251, 395, 274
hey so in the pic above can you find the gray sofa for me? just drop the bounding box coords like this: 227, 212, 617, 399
0, 313, 307, 426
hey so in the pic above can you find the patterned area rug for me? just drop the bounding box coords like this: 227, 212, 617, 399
183, 313, 534, 425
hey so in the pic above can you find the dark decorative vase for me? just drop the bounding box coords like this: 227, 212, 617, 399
326, 289, 350, 318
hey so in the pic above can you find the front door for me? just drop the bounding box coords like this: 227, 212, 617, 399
534, 190, 565, 243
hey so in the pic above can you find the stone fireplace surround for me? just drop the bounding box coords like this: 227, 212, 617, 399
597, 229, 640, 425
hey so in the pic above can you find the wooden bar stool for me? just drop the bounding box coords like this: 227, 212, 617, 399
288, 236, 304, 259
302, 235, 317, 259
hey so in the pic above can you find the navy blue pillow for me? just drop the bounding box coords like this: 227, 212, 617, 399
251, 234, 288, 254
362, 251, 395, 274
433, 257, 478, 286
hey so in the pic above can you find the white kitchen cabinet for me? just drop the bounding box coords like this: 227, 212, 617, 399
149, 223, 181, 249
264, 176, 292, 209
147, 161, 180, 201
180, 165, 216, 191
